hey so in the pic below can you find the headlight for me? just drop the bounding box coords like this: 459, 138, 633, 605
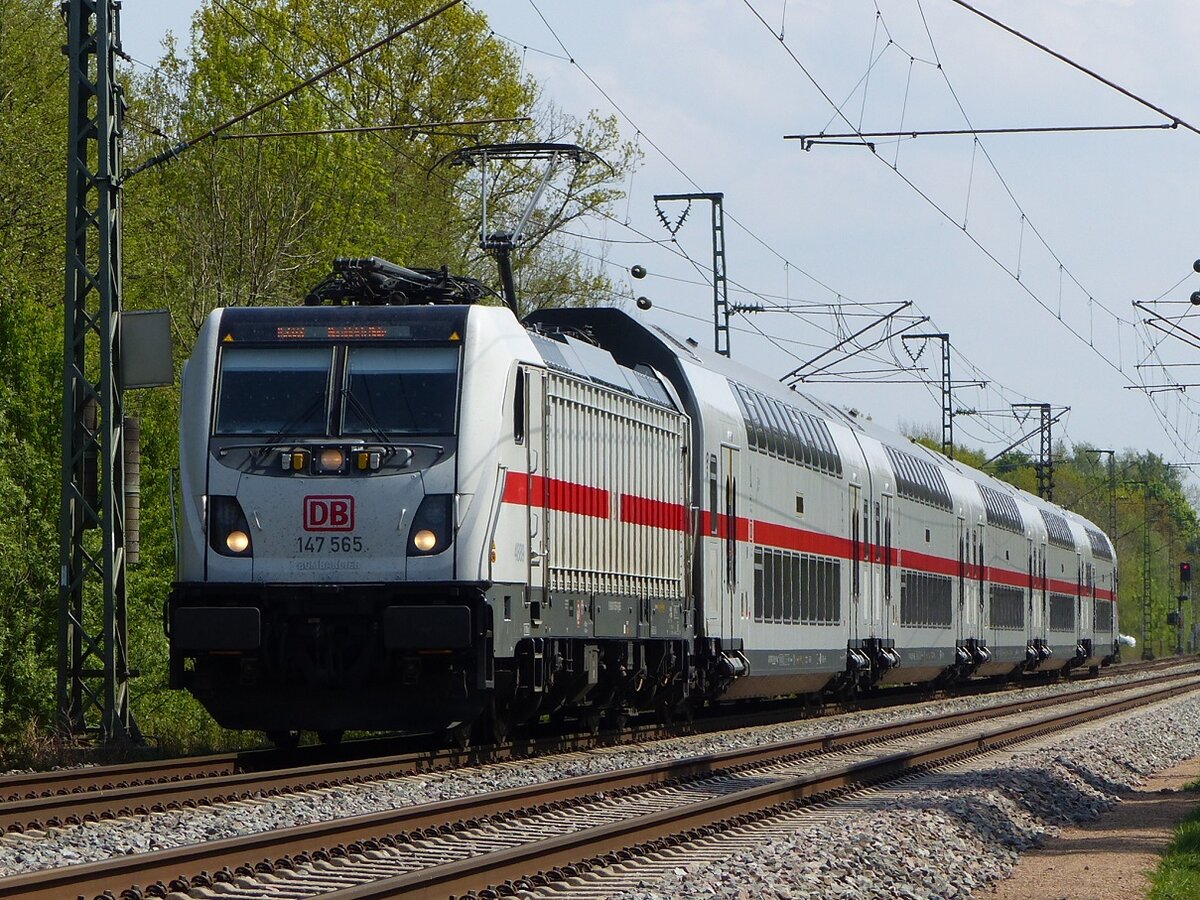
280, 449, 310, 472
318, 447, 345, 473
209, 495, 253, 558
408, 495, 453, 556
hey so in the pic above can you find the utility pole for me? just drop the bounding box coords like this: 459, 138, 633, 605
1175, 561, 1191, 655
1084, 448, 1118, 539
902, 332, 953, 459
653, 192, 730, 357
1126, 480, 1155, 661
59, 0, 139, 742
1012, 402, 1054, 501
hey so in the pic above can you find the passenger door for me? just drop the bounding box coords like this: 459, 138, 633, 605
722, 445, 740, 639
957, 516, 967, 644
525, 368, 546, 615
849, 482, 862, 643
881, 493, 894, 641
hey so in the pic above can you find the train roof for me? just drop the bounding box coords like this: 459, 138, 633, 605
525, 327, 675, 407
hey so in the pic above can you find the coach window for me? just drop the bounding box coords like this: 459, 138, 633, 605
768, 399, 795, 462
748, 393, 774, 457
740, 387, 764, 451
757, 394, 780, 457
788, 553, 801, 622
753, 548, 764, 620
790, 407, 814, 469
513, 368, 525, 444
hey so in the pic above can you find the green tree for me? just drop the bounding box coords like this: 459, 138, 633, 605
123, 0, 638, 334
0, 0, 69, 743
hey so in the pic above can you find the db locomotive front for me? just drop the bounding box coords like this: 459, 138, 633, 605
168, 301, 531, 742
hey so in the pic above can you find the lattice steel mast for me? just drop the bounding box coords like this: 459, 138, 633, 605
901, 332, 953, 459
58, 0, 139, 742
1012, 402, 1054, 501
653, 192, 730, 357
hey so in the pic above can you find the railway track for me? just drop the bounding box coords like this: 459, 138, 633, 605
0, 656, 1179, 822
1, 663, 1195, 900
0, 659, 1187, 837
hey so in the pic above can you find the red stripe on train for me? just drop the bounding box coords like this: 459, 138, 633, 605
700, 511, 751, 541
620, 495, 688, 531
502, 474, 1116, 600
502, 473, 610, 519
752, 519, 852, 558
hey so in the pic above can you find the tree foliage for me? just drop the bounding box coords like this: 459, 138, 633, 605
123, 0, 638, 332
0, 0, 68, 739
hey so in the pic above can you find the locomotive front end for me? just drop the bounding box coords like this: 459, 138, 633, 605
168, 304, 492, 737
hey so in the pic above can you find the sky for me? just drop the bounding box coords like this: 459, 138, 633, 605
119, 1, 1200, 477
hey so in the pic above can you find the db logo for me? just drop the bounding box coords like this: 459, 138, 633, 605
303, 496, 355, 532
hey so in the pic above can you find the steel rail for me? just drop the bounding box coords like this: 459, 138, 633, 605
0, 661, 1194, 836
0, 655, 1177, 806
1, 670, 1195, 900
322, 675, 1200, 899
0, 662, 1188, 835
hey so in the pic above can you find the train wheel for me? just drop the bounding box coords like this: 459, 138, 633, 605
446, 720, 473, 751
317, 730, 344, 746
266, 730, 301, 750
474, 698, 510, 747
578, 709, 602, 736
605, 707, 629, 735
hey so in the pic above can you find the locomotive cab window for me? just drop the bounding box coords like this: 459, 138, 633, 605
513, 368, 526, 444
216, 346, 332, 435
343, 346, 459, 436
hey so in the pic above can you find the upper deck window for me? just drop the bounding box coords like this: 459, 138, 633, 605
729, 381, 842, 477
1040, 509, 1075, 550
343, 346, 459, 436
885, 445, 952, 511
979, 484, 1025, 534
215, 347, 332, 435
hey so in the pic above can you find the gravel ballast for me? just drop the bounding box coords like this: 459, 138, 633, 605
597, 694, 1200, 900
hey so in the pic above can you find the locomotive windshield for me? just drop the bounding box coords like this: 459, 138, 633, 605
343, 347, 459, 435
215, 347, 332, 435
213, 343, 460, 437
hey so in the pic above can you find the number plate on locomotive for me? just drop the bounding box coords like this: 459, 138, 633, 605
296, 535, 365, 553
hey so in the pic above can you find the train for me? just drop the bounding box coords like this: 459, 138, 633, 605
166, 256, 1119, 746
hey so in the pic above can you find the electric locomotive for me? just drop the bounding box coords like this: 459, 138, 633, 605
166, 257, 1119, 745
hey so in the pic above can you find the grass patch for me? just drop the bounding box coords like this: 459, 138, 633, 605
1148, 804, 1200, 900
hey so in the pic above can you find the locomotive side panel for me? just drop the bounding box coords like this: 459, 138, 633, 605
536, 370, 690, 640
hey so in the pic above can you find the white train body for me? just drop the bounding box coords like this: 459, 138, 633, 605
168, 301, 1118, 735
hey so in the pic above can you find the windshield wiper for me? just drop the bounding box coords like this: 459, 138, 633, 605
216, 394, 327, 458
342, 387, 392, 446
342, 388, 448, 464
